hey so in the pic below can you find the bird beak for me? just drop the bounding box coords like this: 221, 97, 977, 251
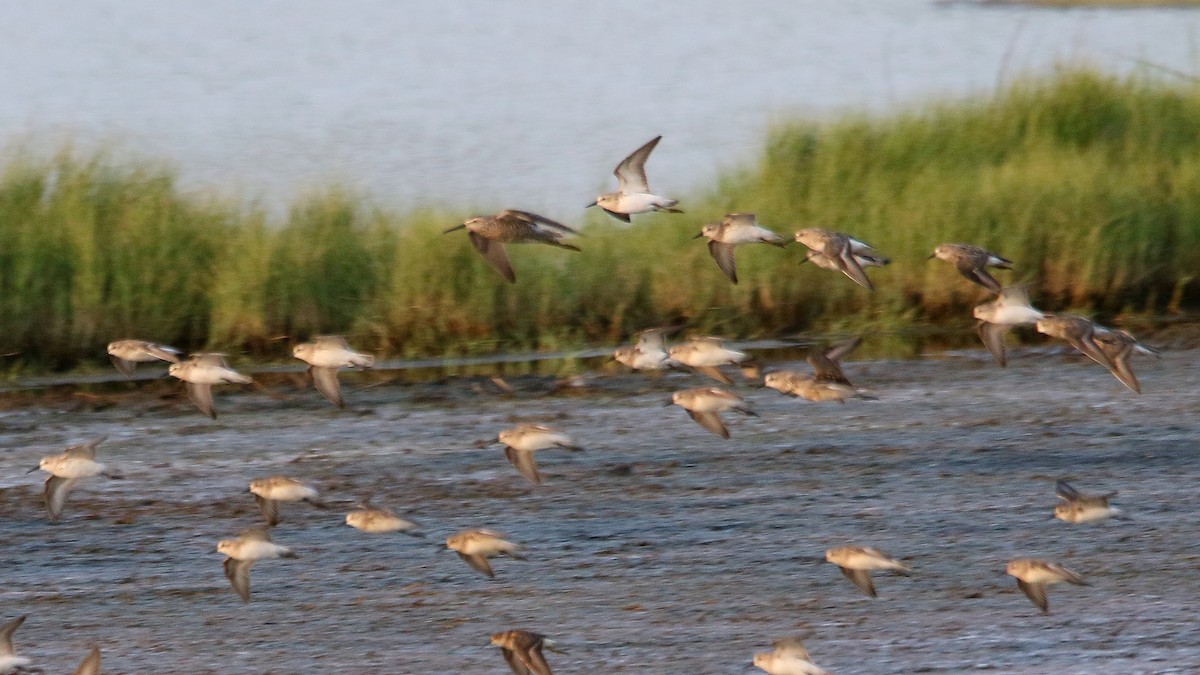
26, 466, 40, 474
443, 224, 466, 234
662, 398, 675, 407
692, 232, 705, 239
925, 253, 936, 260
585, 201, 597, 209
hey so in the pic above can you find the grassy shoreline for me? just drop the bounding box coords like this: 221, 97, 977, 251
2, 67, 1199, 372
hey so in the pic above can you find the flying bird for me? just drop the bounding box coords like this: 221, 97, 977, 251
292, 336, 375, 408
794, 228, 885, 290
31, 437, 117, 522
106, 339, 182, 378
1005, 558, 1088, 614
752, 636, 830, 675
587, 136, 682, 222
670, 387, 757, 438
217, 528, 298, 602
168, 353, 253, 419
613, 327, 677, 372
496, 425, 582, 485
694, 213, 788, 283
490, 629, 561, 675
972, 285, 1045, 367
446, 529, 522, 578
928, 243, 1013, 293
444, 210, 580, 283
825, 546, 911, 597
764, 337, 874, 403
0, 615, 31, 674
1054, 480, 1121, 524
248, 476, 326, 527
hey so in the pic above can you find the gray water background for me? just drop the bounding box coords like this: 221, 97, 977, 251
0, 1, 1198, 217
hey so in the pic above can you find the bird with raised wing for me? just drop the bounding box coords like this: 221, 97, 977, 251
588, 135, 681, 222
752, 636, 830, 675
929, 243, 1013, 293
764, 337, 873, 404
670, 387, 757, 439
1054, 480, 1121, 524
496, 425, 582, 485
31, 437, 117, 522
490, 629, 561, 675
973, 285, 1045, 367
0, 616, 30, 674
1006, 558, 1088, 614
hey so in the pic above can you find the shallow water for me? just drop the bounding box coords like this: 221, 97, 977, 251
1, 1, 1198, 214
1, 346, 1198, 673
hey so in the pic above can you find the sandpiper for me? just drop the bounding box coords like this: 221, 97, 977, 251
694, 213, 788, 284
490, 629, 560, 675
826, 546, 911, 597
587, 135, 682, 222
444, 209, 580, 283
973, 285, 1045, 367
1037, 315, 1153, 393
764, 337, 874, 403
106, 339, 182, 378
1094, 326, 1158, 394
752, 636, 830, 675
1006, 558, 1088, 614
928, 243, 1013, 293
794, 228, 884, 290
613, 327, 676, 372
217, 527, 298, 602
670, 387, 757, 439
168, 353, 253, 419
248, 476, 326, 527
292, 336, 375, 408
0, 616, 30, 674
446, 529, 522, 578
346, 502, 421, 536
1054, 480, 1121, 524
73, 646, 101, 675
496, 424, 582, 485
31, 437, 117, 522
667, 337, 752, 385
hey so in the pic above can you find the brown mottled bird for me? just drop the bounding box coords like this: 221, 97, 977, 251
929, 243, 1013, 293
1006, 558, 1088, 614
444, 209, 580, 283
490, 629, 561, 675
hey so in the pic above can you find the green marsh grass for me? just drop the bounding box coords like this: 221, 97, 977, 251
1, 68, 1199, 371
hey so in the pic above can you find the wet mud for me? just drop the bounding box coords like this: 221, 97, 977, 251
1, 346, 1198, 673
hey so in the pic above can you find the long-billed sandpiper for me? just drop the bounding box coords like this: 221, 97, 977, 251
587, 135, 681, 222
695, 213, 788, 284
444, 210, 580, 283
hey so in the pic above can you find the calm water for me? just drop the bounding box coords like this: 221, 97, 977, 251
0, 1, 1198, 216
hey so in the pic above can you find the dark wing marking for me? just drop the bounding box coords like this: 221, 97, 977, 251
1055, 480, 1081, 501
614, 135, 662, 193
457, 552, 495, 578
840, 566, 877, 597
686, 410, 730, 438
255, 494, 280, 527
310, 366, 345, 408
830, 240, 874, 290
468, 231, 516, 283
707, 241, 738, 283
601, 208, 631, 223
1017, 579, 1048, 613
978, 321, 1010, 367
961, 265, 1003, 293
504, 209, 581, 235
185, 382, 217, 419
224, 558, 253, 602
516, 642, 554, 675
504, 446, 542, 485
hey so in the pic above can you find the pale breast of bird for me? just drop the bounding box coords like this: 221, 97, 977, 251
249, 478, 318, 501
499, 426, 573, 452
40, 455, 105, 479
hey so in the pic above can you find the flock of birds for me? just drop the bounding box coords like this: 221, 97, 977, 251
5, 136, 1157, 674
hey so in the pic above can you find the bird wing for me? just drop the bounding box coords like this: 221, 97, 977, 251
310, 366, 345, 409
144, 343, 183, 363
1065, 331, 1114, 371
73, 646, 102, 675
468, 231, 516, 283
1017, 579, 1048, 613
185, 382, 217, 419
504, 209, 581, 235
109, 354, 137, 378
501, 647, 535, 675
255, 494, 280, 527
224, 558, 253, 602
516, 643, 554, 675
613, 135, 662, 193
64, 437, 105, 459
693, 365, 733, 385
458, 552, 496, 578
705, 240, 739, 284
829, 239, 874, 290
807, 352, 849, 385
977, 321, 1010, 368
45, 476, 79, 521
772, 637, 812, 660
686, 410, 730, 439
1100, 341, 1141, 394
504, 446, 542, 485
1055, 480, 1081, 501
0, 615, 25, 657
840, 566, 877, 597
824, 336, 863, 363
955, 256, 1002, 292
